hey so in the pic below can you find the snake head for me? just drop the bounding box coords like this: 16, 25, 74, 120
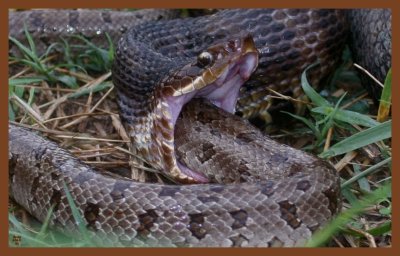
144, 35, 259, 183
161, 34, 258, 99
195, 34, 259, 84
117, 34, 258, 184
160, 34, 259, 121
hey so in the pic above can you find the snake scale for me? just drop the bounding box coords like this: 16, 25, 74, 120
8, 9, 391, 247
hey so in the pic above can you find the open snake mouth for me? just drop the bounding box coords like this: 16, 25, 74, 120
163, 36, 259, 183
196, 54, 258, 113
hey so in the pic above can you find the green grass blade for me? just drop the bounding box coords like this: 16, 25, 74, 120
377, 68, 392, 122
41, 42, 60, 59
381, 68, 392, 102
71, 34, 113, 69
37, 205, 55, 239
105, 32, 115, 63
9, 77, 44, 86
56, 75, 78, 89
8, 214, 29, 236
9, 214, 36, 246
17, 58, 48, 74
9, 36, 36, 60
306, 182, 391, 247
9, 101, 16, 121
24, 23, 38, 59
28, 87, 36, 105
301, 62, 331, 107
317, 93, 345, 145
62, 182, 92, 244
341, 157, 391, 189
367, 221, 391, 236
312, 107, 380, 128
281, 111, 320, 137
12, 85, 26, 99
320, 120, 391, 158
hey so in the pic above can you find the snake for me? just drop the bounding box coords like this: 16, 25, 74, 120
8, 9, 391, 247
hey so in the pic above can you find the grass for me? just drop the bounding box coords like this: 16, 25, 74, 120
287, 59, 391, 247
8, 15, 392, 248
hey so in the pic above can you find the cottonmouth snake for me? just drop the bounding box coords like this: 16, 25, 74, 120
8, 9, 391, 247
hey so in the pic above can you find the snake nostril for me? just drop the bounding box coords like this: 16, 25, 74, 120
227, 40, 237, 52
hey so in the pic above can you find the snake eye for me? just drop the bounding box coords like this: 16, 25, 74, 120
197, 52, 213, 67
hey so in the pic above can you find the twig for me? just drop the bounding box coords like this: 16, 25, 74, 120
335, 151, 358, 172
346, 225, 377, 247
353, 63, 384, 88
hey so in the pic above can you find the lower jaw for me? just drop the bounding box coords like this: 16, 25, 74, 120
167, 55, 257, 183
170, 75, 246, 183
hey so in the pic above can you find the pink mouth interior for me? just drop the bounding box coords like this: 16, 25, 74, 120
166, 52, 258, 183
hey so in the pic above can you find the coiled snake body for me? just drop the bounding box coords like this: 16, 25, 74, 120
8, 9, 391, 247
